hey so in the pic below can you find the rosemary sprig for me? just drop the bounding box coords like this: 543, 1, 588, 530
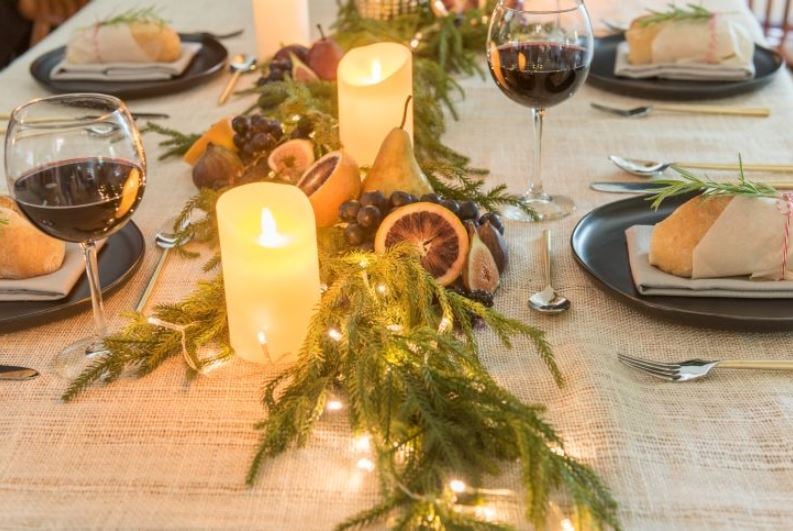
101, 6, 167, 26
639, 3, 714, 27
647, 157, 779, 210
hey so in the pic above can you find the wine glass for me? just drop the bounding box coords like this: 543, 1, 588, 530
487, 0, 593, 221
5, 94, 146, 378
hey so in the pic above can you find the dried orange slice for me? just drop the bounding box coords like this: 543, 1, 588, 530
374, 202, 469, 286
297, 151, 361, 227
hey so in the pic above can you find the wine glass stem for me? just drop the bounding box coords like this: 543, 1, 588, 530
81, 240, 107, 340
527, 108, 548, 200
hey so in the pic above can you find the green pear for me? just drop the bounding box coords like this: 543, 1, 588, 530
362, 97, 434, 198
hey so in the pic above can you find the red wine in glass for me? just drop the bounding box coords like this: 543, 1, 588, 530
13, 158, 145, 243
4, 93, 147, 378
489, 42, 590, 109
486, 0, 594, 222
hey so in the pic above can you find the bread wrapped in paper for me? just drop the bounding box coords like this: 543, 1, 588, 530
66, 20, 181, 64
0, 196, 65, 280
626, 14, 753, 67
650, 195, 793, 280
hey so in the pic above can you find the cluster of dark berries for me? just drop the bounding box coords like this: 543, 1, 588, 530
256, 58, 292, 85
231, 114, 284, 160
448, 286, 495, 308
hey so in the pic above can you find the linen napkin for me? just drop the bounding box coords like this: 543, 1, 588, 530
615, 18, 755, 81
626, 225, 793, 298
51, 42, 202, 81
0, 240, 106, 302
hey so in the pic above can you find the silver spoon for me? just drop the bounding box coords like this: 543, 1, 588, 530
529, 230, 570, 315
135, 220, 190, 313
218, 54, 257, 105
609, 155, 793, 178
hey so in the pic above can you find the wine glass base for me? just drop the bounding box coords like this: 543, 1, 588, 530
502, 194, 575, 222
52, 337, 109, 380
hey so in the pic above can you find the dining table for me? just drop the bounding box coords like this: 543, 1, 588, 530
1, 0, 792, 529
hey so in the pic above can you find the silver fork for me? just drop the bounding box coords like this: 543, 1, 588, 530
618, 353, 793, 382
591, 102, 770, 118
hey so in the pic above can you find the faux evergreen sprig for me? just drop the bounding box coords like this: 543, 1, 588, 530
140, 122, 200, 161
639, 3, 714, 27
62, 276, 233, 402
647, 158, 778, 210
247, 245, 617, 530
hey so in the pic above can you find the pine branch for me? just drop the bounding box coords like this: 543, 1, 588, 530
140, 122, 200, 161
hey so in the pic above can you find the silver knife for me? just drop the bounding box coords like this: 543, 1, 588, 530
0, 365, 39, 381
592, 181, 793, 194
591, 182, 665, 194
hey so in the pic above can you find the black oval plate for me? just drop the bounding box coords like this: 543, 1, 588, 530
571, 194, 793, 331
29, 34, 228, 100
0, 222, 145, 333
587, 34, 784, 100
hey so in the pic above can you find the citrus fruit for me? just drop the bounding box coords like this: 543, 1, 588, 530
374, 202, 469, 286
183, 117, 237, 166
268, 139, 315, 182
297, 151, 361, 227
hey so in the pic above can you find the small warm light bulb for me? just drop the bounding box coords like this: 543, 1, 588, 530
257, 331, 268, 345
475, 506, 497, 522
257, 208, 291, 248
356, 457, 375, 472
327, 399, 344, 411
376, 283, 388, 295
449, 479, 467, 494
328, 328, 343, 342
561, 518, 575, 531
353, 435, 371, 453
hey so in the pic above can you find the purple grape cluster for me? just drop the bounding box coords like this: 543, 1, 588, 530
231, 114, 284, 161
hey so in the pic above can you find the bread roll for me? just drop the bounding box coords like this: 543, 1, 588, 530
625, 17, 665, 65
649, 196, 732, 277
66, 21, 182, 64
0, 197, 66, 280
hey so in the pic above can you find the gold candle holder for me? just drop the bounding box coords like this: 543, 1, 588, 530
354, 0, 424, 20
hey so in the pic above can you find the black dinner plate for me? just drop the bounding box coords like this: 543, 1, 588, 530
571, 194, 793, 331
587, 34, 784, 100
29, 34, 228, 100
0, 222, 145, 333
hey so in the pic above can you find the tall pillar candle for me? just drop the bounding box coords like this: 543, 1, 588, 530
251, 0, 310, 60
337, 42, 413, 167
216, 182, 321, 365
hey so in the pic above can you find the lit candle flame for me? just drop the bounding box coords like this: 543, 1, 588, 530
369, 60, 382, 83
257, 208, 291, 247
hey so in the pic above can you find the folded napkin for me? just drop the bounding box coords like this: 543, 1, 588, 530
0, 240, 106, 302
626, 225, 793, 298
615, 17, 755, 81
51, 42, 201, 81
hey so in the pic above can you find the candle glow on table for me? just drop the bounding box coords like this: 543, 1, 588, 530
216, 183, 320, 365
251, 0, 310, 60
337, 42, 414, 167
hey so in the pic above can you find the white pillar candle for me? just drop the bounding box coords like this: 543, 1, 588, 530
251, 0, 311, 60
337, 42, 414, 167
216, 182, 321, 366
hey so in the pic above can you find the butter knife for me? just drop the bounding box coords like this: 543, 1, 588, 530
591, 181, 793, 194
0, 365, 39, 381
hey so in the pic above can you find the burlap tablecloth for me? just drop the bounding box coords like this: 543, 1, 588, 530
1, 1, 792, 529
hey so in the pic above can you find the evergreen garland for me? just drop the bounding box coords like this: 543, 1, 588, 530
64, 2, 619, 529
